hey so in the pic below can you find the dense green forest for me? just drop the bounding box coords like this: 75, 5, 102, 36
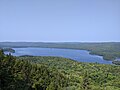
0, 50, 68, 90
0, 42, 120, 61
0, 50, 120, 90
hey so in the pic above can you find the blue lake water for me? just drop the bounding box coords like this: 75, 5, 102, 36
12, 48, 112, 64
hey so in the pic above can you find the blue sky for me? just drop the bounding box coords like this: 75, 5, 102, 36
0, 0, 120, 42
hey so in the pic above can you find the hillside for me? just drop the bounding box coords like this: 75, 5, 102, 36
0, 50, 120, 90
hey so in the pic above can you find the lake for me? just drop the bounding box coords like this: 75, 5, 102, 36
12, 47, 112, 64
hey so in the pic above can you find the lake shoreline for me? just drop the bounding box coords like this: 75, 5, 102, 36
11, 47, 113, 64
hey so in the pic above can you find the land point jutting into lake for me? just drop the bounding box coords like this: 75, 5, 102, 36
0, 42, 120, 65
0, 45, 120, 90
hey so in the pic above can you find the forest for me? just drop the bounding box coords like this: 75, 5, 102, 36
0, 50, 120, 90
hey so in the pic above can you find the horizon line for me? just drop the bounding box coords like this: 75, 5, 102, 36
0, 41, 120, 43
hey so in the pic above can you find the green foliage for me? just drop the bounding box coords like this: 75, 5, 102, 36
0, 50, 68, 90
18, 56, 120, 90
0, 49, 120, 90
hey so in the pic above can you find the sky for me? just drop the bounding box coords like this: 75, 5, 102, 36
0, 0, 120, 42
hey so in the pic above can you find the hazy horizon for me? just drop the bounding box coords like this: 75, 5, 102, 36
0, 0, 120, 42
0, 41, 120, 43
